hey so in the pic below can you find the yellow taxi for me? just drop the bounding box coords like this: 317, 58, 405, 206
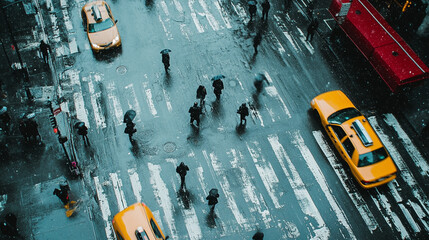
112, 202, 169, 240
81, 1, 121, 52
310, 90, 397, 188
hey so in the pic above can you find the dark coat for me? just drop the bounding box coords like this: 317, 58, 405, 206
162, 53, 170, 64
196, 86, 207, 99
237, 105, 249, 117
307, 18, 319, 33
212, 79, 224, 93
249, 5, 257, 14
253, 33, 262, 46
176, 163, 189, 177
124, 122, 136, 134
40, 41, 51, 54
206, 194, 219, 205
189, 105, 202, 118
262, 1, 270, 12
77, 126, 88, 136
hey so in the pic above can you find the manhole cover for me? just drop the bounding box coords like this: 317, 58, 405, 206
163, 142, 176, 153
229, 80, 237, 87
116, 65, 127, 75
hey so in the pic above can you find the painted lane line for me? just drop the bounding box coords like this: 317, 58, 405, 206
162, 88, 173, 112
196, 166, 208, 203
198, 0, 220, 31
188, 0, 205, 33
87, 76, 107, 129
409, 201, 429, 231
171, 0, 192, 40
383, 113, 429, 177
296, 26, 315, 54
371, 190, 410, 239
291, 131, 356, 239
142, 80, 158, 117
203, 150, 251, 231
68, 69, 90, 128
267, 134, 329, 239
228, 149, 272, 229
231, 2, 249, 23
265, 86, 291, 119
158, 15, 173, 40
109, 173, 127, 211
273, 15, 301, 53
128, 168, 142, 203
214, 0, 232, 29
106, 82, 123, 126
368, 117, 429, 214
312, 130, 378, 232
266, 31, 290, 68
93, 176, 114, 240
160, 0, 170, 15
246, 142, 282, 209
399, 203, 421, 233
124, 84, 142, 124
173, 0, 184, 12
148, 163, 178, 239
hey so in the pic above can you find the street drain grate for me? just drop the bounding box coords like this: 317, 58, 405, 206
116, 65, 127, 75
163, 142, 176, 153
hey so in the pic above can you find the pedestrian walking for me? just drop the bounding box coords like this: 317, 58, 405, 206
124, 121, 137, 141
261, 0, 271, 21
26, 119, 40, 142
189, 102, 202, 127
39, 40, 51, 64
206, 189, 219, 212
160, 49, 171, 72
196, 85, 207, 106
254, 73, 269, 93
252, 231, 264, 240
249, 2, 257, 22
1, 213, 19, 237
176, 162, 189, 191
53, 185, 69, 206
77, 124, 90, 146
306, 17, 319, 42
237, 103, 249, 126
212, 78, 224, 100
253, 32, 262, 54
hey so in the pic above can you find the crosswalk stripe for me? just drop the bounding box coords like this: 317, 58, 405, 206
273, 15, 302, 54
291, 131, 356, 240
398, 203, 421, 233
198, 0, 220, 31
264, 71, 292, 119
268, 134, 329, 239
246, 142, 282, 209
93, 176, 114, 240
87, 75, 107, 129
158, 15, 174, 40
148, 163, 178, 239
142, 80, 158, 117
214, 0, 232, 29
409, 201, 429, 231
110, 173, 127, 211
228, 148, 272, 229
107, 82, 124, 126
312, 130, 378, 233
68, 69, 90, 127
231, 1, 249, 23
124, 84, 142, 124
188, 0, 205, 33
203, 150, 251, 231
162, 88, 173, 112
128, 168, 142, 203
383, 113, 429, 177
368, 117, 429, 214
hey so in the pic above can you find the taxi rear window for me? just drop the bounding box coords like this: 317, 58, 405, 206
358, 147, 388, 167
328, 108, 362, 124
88, 19, 114, 33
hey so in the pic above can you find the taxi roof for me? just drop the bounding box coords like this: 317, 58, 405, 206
82, 1, 111, 24
113, 203, 152, 239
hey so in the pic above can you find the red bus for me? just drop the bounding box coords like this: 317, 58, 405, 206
329, 0, 429, 92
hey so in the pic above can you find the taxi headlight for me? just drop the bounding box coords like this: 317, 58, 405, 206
92, 43, 100, 48
112, 36, 120, 44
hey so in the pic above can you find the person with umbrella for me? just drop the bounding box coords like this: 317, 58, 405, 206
212, 75, 225, 100
176, 162, 189, 191
160, 49, 171, 72
189, 102, 202, 127
248, 1, 257, 22
253, 231, 264, 240
253, 31, 262, 55
237, 103, 249, 126
124, 110, 137, 141
206, 189, 219, 213
196, 85, 207, 107
254, 73, 269, 93
76, 122, 90, 146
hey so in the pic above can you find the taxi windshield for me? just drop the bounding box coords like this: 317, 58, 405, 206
88, 18, 114, 33
327, 108, 361, 124
358, 148, 388, 167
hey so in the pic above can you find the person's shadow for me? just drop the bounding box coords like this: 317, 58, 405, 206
164, 71, 171, 88
206, 210, 217, 228
186, 124, 201, 145
177, 189, 192, 209
130, 139, 141, 158
236, 123, 246, 135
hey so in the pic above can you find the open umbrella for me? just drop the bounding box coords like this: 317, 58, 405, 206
248, 1, 257, 5
160, 49, 172, 54
255, 73, 267, 81
26, 112, 36, 119
0, 106, 7, 115
124, 110, 137, 123
209, 188, 219, 197
74, 121, 85, 129
211, 75, 225, 81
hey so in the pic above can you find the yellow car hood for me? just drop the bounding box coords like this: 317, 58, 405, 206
313, 90, 356, 119
88, 27, 119, 46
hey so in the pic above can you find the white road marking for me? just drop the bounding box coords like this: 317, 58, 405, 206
266, 31, 290, 68
109, 172, 127, 211
246, 142, 282, 209
273, 15, 302, 53
158, 15, 173, 40
198, 0, 220, 31
368, 117, 429, 214
68, 69, 90, 127
188, 0, 205, 33
69, 37, 78, 54
231, 2, 249, 23
383, 113, 429, 177
47, 3, 61, 43
203, 150, 251, 231
93, 176, 114, 240
268, 134, 329, 239
128, 168, 142, 203
142, 80, 158, 117
124, 84, 142, 124
148, 163, 178, 239
291, 131, 356, 239
162, 88, 173, 112
87, 75, 106, 129
106, 82, 123, 126
409, 201, 429, 231
160, 0, 170, 15
214, 0, 232, 29
228, 149, 272, 229
399, 203, 421, 233
173, 0, 184, 12
296, 27, 315, 54
62, 9, 73, 32
312, 130, 378, 232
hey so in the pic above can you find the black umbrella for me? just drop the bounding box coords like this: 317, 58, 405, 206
74, 121, 85, 129
211, 75, 225, 81
124, 110, 137, 123
248, 1, 257, 6
160, 49, 172, 54
209, 188, 219, 197
255, 73, 267, 81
